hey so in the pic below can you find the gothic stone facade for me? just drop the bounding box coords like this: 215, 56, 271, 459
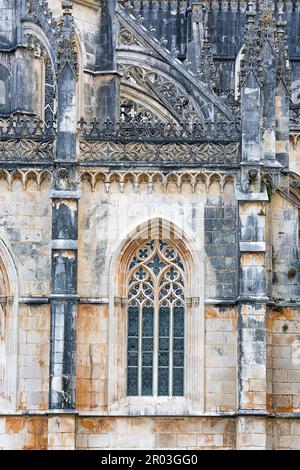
0, 0, 300, 450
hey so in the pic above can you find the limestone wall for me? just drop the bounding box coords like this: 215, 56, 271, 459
268, 307, 300, 414
0, 178, 51, 297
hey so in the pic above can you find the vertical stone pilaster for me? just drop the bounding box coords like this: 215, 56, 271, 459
94, 72, 120, 124
237, 197, 269, 415
236, 1, 269, 450
240, 1, 263, 169
11, 47, 35, 115
49, 174, 79, 411
56, 1, 78, 160
95, 0, 120, 123
56, 64, 77, 160
236, 192, 270, 449
275, 5, 291, 168
259, 1, 277, 165
261, 46, 277, 164
276, 81, 290, 168
186, 2, 206, 74
49, 2, 79, 429
240, 71, 262, 167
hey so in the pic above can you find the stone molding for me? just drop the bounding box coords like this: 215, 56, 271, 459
108, 217, 205, 415
80, 169, 236, 194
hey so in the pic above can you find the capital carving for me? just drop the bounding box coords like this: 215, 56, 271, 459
186, 297, 200, 308
114, 296, 128, 306
0, 295, 14, 305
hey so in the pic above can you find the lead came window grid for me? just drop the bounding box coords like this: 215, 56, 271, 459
127, 239, 185, 397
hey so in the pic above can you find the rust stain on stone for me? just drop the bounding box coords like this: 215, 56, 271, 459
205, 307, 219, 318
266, 393, 273, 412
80, 419, 95, 432
96, 418, 116, 433
6, 417, 26, 434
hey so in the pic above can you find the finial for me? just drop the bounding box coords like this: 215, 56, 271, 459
246, 0, 256, 23
276, 2, 286, 36
203, 25, 209, 47
62, 1, 73, 14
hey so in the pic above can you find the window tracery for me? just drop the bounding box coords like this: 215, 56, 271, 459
126, 239, 185, 397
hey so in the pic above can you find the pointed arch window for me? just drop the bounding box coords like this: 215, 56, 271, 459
126, 239, 185, 398
109, 219, 204, 415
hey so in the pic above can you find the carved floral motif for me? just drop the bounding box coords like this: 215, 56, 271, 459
0, 140, 54, 161
79, 140, 239, 165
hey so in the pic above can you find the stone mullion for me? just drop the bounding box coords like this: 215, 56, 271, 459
94, 0, 120, 124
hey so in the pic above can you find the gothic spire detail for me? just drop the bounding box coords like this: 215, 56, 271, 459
197, 26, 216, 93
275, 2, 291, 92
240, 0, 264, 87
56, 1, 78, 77
259, 0, 276, 35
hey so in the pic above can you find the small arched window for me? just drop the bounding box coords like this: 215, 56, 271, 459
127, 239, 185, 397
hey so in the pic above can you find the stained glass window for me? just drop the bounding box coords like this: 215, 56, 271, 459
126, 239, 185, 397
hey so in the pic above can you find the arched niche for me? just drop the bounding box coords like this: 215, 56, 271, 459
0, 239, 19, 412
108, 217, 205, 416
23, 23, 57, 122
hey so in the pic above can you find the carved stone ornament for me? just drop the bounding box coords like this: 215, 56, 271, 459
56, 1, 78, 77
79, 140, 239, 165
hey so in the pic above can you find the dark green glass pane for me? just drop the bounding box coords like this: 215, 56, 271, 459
128, 352, 138, 367
128, 337, 138, 351
173, 352, 184, 367
127, 367, 138, 396
159, 306, 170, 336
173, 338, 184, 351
142, 305, 154, 337
173, 368, 184, 396
142, 337, 153, 351
142, 352, 153, 367
158, 367, 169, 396
158, 352, 169, 367
173, 306, 184, 338
128, 306, 139, 337
159, 337, 169, 351
142, 368, 153, 396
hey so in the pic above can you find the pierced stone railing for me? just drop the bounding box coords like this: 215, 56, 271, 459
78, 118, 241, 166
0, 116, 56, 162
78, 118, 241, 143
0, 116, 56, 140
